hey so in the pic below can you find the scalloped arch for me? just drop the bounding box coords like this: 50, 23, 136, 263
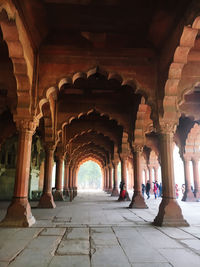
0, 6, 33, 118
162, 16, 200, 123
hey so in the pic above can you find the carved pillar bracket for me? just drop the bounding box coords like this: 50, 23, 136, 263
182, 155, 195, 201
0, 118, 39, 227
153, 122, 189, 226
129, 145, 148, 209
38, 142, 56, 208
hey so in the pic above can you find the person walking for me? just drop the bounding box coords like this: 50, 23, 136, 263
142, 183, 145, 196
146, 180, 150, 199
153, 182, 158, 199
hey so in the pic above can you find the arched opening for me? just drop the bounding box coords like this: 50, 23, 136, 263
173, 145, 185, 199
77, 160, 102, 191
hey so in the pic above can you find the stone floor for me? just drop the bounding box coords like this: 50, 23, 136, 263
1, 191, 200, 266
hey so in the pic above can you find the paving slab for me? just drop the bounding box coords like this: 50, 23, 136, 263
49, 255, 90, 267
0, 228, 42, 262
9, 236, 62, 267
132, 263, 172, 267
0, 261, 8, 267
65, 227, 89, 240
56, 240, 90, 255
26, 235, 62, 252
157, 227, 194, 239
91, 246, 131, 267
180, 239, 200, 251
159, 248, 200, 267
113, 227, 168, 263
40, 228, 66, 236
138, 227, 183, 249
9, 248, 53, 267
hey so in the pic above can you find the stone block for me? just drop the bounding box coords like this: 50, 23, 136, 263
49, 255, 90, 267
57, 240, 90, 255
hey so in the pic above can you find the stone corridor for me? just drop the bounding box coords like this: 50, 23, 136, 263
1, 192, 200, 267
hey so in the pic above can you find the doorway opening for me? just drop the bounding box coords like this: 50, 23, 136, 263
77, 160, 102, 191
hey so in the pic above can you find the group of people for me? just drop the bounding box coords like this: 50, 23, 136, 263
142, 181, 162, 199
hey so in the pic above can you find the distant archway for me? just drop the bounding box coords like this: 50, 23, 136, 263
77, 160, 102, 190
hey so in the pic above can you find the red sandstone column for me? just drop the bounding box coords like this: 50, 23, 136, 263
148, 166, 153, 194
153, 125, 188, 226
69, 165, 73, 201
0, 119, 38, 227
54, 155, 64, 201
38, 144, 56, 208
118, 156, 130, 201
72, 167, 77, 198
154, 166, 159, 182
129, 146, 147, 208
144, 169, 148, 184
39, 161, 45, 191
108, 164, 113, 193
182, 156, 195, 201
111, 160, 119, 196
192, 156, 200, 199
103, 168, 106, 191
106, 166, 109, 192
63, 161, 69, 197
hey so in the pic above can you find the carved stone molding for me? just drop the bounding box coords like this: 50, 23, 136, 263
159, 121, 177, 135
15, 118, 39, 133
133, 144, 143, 153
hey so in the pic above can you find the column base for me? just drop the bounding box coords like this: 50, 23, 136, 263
54, 190, 65, 201
63, 189, 69, 197
107, 188, 112, 194
118, 190, 130, 201
182, 191, 196, 202
0, 198, 35, 227
153, 197, 189, 227
38, 192, 56, 208
69, 189, 73, 202
194, 190, 200, 200
129, 192, 148, 209
111, 188, 119, 196
73, 187, 77, 198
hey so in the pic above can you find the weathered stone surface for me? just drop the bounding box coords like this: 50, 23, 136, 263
57, 240, 90, 255
40, 228, 66, 236
65, 228, 89, 240
180, 239, 200, 251
9, 236, 62, 267
91, 246, 131, 267
0, 261, 9, 267
132, 264, 172, 267
158, 227, 194, 239
0, 228, 42, 262
158, 248, 200, 266
49, 255, 90, 267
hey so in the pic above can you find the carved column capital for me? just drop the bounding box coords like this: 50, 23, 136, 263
15, 117, 39, 133
44, 142, 56, 153
133, 144, 143, 154
183, 154, 191, 162
191, 155, 200, 163
112, 159, 119, 167
159, 121, 176, 135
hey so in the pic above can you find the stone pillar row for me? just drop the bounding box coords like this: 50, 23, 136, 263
182, 155, 200, 201
0, 119, 190, 227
